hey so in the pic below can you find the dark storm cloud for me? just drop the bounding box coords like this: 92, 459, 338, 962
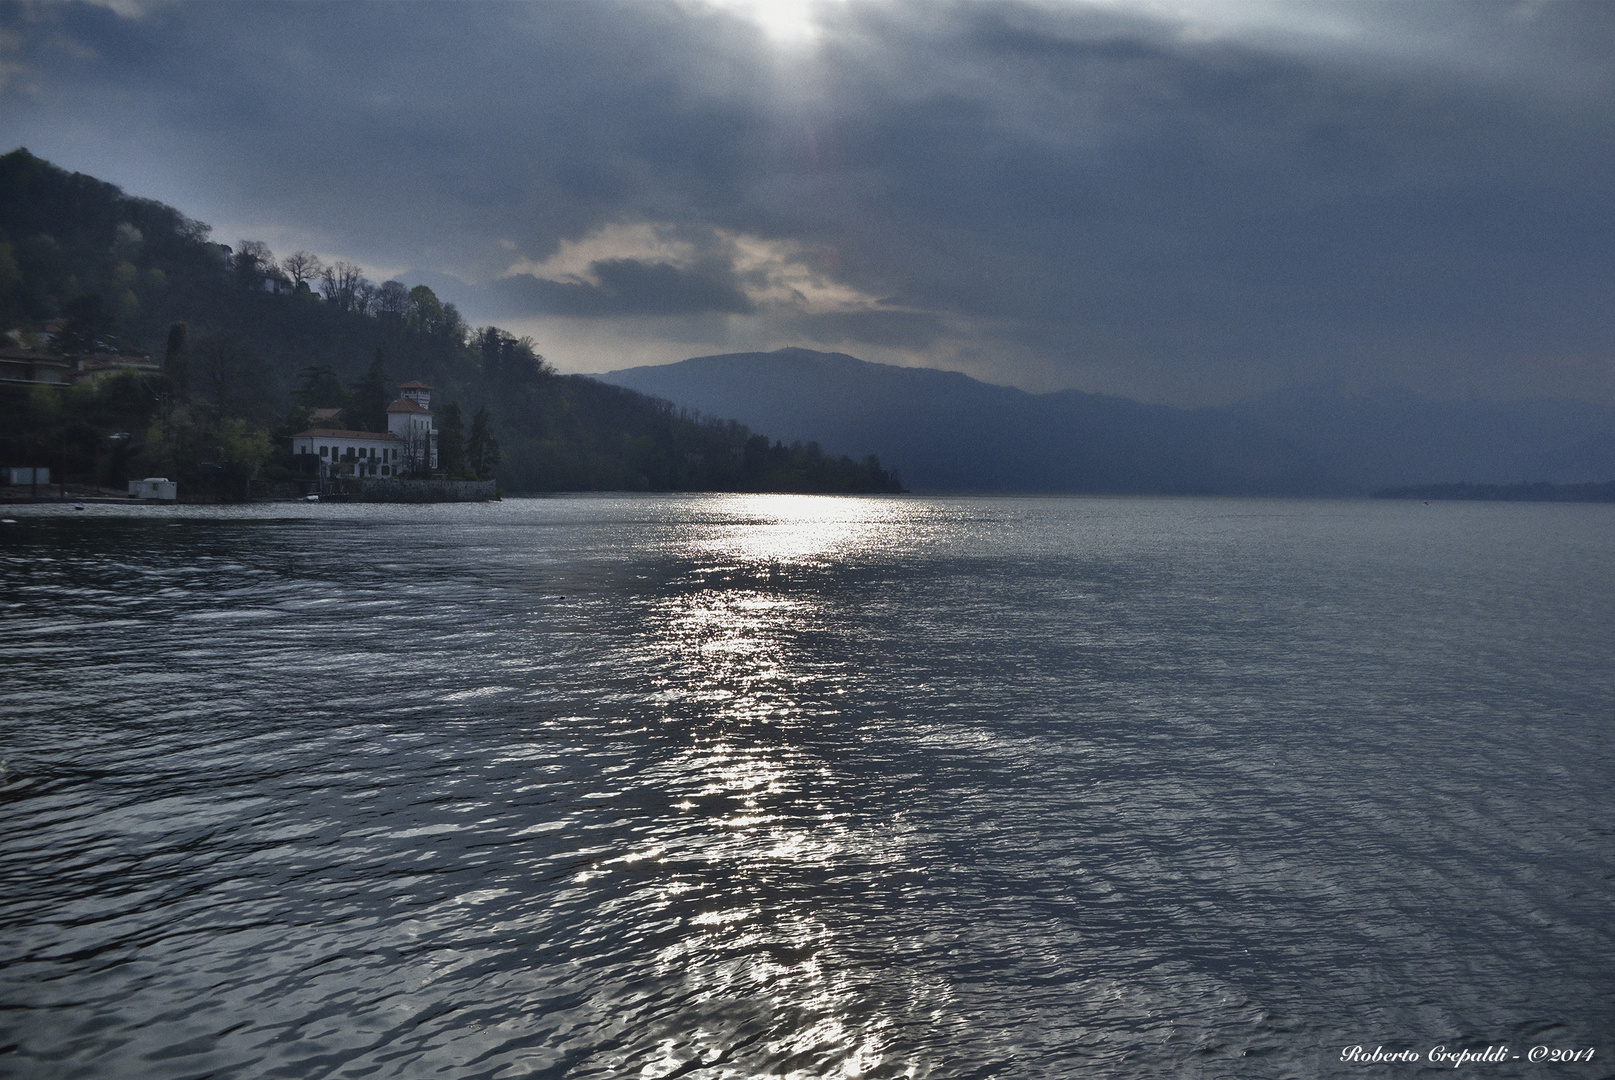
2, 0, 1613, 401
793, 1, 1615, 396
820, 7, 1609, 307
0, 0, 777, 261
495, 259, 755, 316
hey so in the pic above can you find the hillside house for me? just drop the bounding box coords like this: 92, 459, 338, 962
73, 354, 163, 386
0, 347, 73, 387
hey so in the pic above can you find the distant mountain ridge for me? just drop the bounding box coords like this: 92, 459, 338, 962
597, 348, 1615, 494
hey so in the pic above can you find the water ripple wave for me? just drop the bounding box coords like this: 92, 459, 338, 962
1, 496, 1611, 1078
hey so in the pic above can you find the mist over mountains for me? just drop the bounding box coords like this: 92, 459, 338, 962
599, 349, 1615, 494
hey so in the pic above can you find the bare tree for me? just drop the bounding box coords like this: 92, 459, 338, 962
465, 407, 500, 479
396, 422, 433, 478
319, 260, 368, 311
233, 240, 275, 289
281, 250, 323, 289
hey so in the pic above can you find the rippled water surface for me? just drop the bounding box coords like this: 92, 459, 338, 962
2, 495, 1611, 1079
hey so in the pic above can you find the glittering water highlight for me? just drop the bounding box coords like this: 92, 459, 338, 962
1, 495, 1611, 1078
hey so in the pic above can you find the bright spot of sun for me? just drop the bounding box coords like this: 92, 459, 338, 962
707, 494, 888, 565
700, 0, 840, 46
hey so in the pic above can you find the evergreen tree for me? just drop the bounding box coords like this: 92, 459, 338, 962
293, 364, 346, 408
343, 348, 388, 432
163, 321, 188, 401
405, 284, 441, 332
465, 406, 500, 480
55, 294, 117, 355
437, 400, 465, 476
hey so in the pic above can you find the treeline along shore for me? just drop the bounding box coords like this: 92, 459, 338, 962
0, 149, 901, 499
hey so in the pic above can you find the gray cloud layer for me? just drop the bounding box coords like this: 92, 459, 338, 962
496, 259, 756, 317
2, 0, 1612, 403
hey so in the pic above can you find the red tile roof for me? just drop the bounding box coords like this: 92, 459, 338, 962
386, 397, 430, 413
291, 428, 403, 441
397, 380, 433, 389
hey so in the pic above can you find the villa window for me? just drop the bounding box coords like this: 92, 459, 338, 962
320, 446, 328, 457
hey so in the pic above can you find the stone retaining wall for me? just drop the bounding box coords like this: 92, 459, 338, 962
355, 478, 499, 502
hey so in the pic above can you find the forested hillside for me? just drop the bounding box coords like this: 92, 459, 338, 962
0, 149, 899, 496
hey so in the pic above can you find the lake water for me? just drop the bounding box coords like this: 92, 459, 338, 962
1, 495, 1611, 1079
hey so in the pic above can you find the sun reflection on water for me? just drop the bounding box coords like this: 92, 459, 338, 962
694, 493, 905, 566
612, 495, 925, 1075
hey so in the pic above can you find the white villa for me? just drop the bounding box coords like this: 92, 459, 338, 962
290, 381, 438, 478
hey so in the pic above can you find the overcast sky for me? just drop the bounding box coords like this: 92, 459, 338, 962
2, 0, 1613, 405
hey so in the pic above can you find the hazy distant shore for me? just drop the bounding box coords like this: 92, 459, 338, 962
1373, 480, 1615, 502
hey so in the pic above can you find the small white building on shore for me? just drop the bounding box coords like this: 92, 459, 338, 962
128, 477, 177, 500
